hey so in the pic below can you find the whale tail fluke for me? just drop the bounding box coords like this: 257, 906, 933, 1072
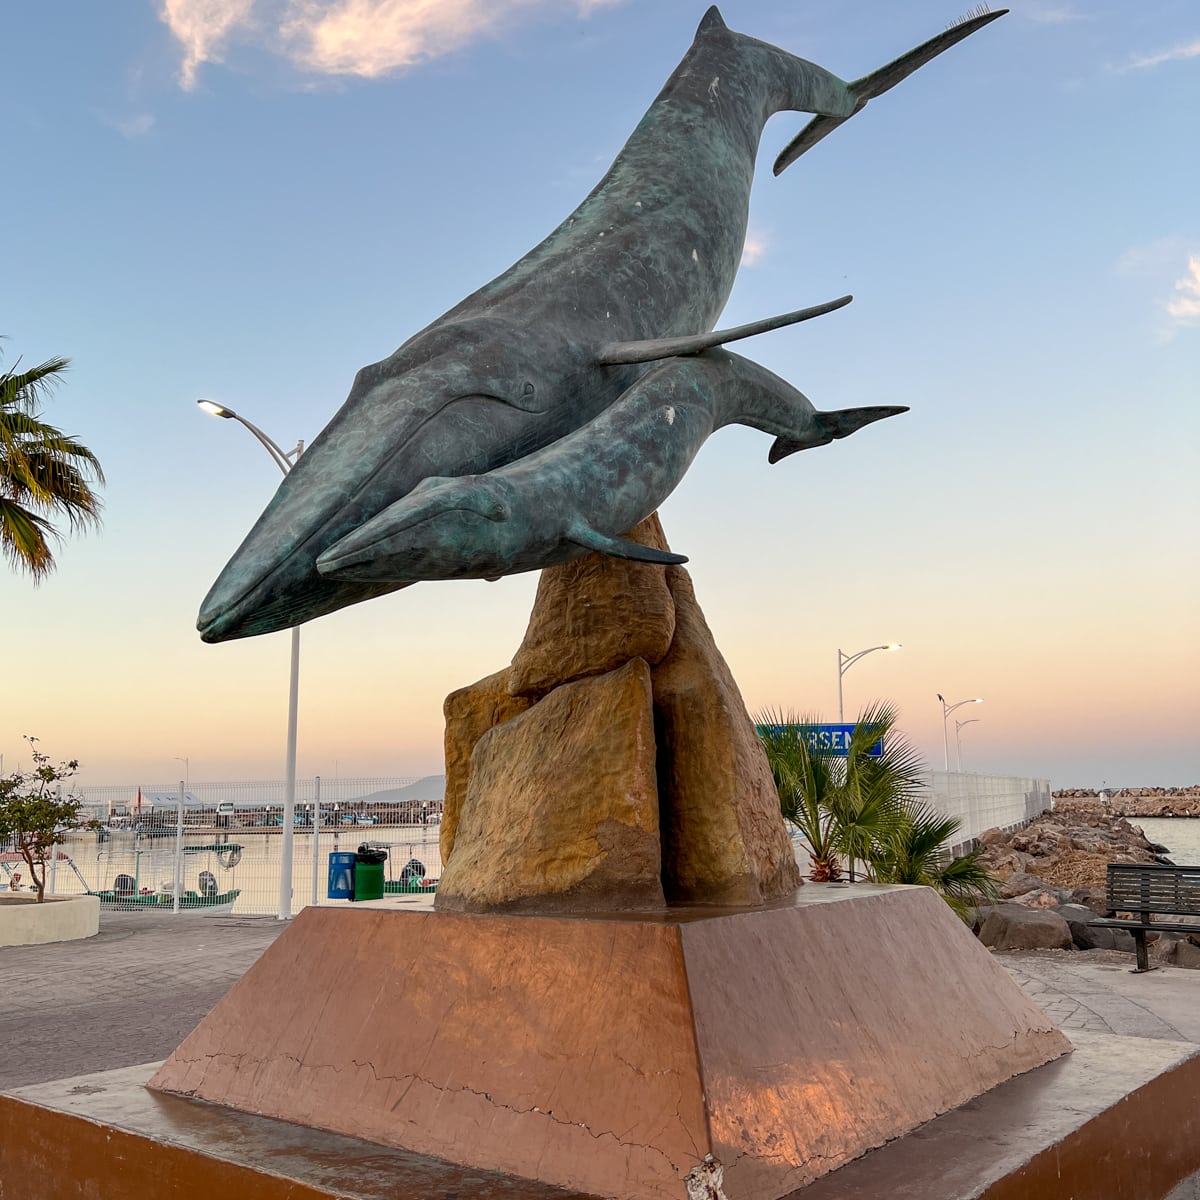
768, 405, 909, 463
772, 8, 1007, 175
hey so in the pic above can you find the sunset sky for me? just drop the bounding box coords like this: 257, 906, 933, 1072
2, 0, 1196, 789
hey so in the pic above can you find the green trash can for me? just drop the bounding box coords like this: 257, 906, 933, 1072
352, 845, 387, 901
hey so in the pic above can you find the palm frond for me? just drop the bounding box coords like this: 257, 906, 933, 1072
0, 347, 103, 579
0, 357, 71, 416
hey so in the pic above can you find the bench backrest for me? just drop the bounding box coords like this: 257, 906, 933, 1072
1106, 863, 1200, 920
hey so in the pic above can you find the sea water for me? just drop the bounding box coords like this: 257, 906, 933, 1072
1125, 817, 1200, 864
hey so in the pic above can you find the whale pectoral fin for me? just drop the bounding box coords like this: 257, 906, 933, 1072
567, 524, 689, 565
596, 295, 852, 366
773, 8, 1008, 174
768, 405, 908, 463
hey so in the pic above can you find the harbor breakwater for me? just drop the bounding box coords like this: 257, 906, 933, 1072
1052, 787, 1200, 818
971, 808, 1200, 969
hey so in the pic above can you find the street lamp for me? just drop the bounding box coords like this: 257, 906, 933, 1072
173, 757, 189, 787
954, 718, 981, 772
198, 399, 304, 921
937, 694, 983, 772
837, 644, 902, 721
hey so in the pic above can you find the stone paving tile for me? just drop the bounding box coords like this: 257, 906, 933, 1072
1001, 950, 1190, 1042
0, 910, 285, 1090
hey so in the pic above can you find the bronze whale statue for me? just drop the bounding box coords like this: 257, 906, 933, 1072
198, 6, 1005, 642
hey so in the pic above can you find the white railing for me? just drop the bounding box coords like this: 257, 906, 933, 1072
926, 771, 1050, 856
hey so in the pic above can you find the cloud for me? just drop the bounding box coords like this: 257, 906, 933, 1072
1024, 4, 1082, 25
1167, 256, 1200, 324
740, 231, 768, 268
1127, 38, 1200, 70
160, 0, 624, 88
1115, 236, 1191, 277
160, 0, 258, 89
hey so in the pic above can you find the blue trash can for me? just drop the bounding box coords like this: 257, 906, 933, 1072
327, 851, 356, 900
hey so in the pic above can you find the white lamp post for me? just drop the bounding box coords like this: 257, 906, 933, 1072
198, 399, 303, 921
954, 718, 981, 772
937, 694, 983, 772
837, 644, 902, 721
173, 756, 189, 787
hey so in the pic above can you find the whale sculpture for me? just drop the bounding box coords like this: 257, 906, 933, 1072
317, 347, 908, 583
198, 6, 1006, 642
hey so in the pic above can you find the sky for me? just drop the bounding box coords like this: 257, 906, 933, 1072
1, 0, 1197, 790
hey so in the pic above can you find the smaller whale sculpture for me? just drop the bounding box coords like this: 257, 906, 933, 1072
315, 345, 907, 584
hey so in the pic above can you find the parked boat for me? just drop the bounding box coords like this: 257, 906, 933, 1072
90, 842, 244, 914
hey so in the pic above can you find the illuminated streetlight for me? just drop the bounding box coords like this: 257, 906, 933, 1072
837, 644, 902, 722
937, 694, 983, 772
198, 399, 304, 921
954, 718, 981, 772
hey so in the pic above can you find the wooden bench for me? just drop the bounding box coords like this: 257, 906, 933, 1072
1089, 862, 1200, 972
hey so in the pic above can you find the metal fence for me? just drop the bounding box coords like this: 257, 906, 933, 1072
0, 777, 446, 917
926, 771, 1050, 856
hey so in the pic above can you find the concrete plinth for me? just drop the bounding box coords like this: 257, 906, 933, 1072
4, 1032, 1200, 1200
145, 886, 1067, 1200
0, 893, 99, 946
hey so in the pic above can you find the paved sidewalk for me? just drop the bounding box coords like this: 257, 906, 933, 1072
0, 910, 287, 1090
1001, 948, 1200, 1044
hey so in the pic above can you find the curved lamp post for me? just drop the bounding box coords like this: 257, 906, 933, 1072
937, 694, 983, 772
198, 400, 303, 920
954, 718, 981, 772
837, 644, 901, 721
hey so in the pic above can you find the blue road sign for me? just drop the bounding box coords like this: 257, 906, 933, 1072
755, 723, 884, 758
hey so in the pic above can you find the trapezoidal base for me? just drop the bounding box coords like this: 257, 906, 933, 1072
6, 1035, 1200, 1200
142, 885, 1068, 1200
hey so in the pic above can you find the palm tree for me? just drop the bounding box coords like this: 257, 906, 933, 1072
0, 349, 104, 579
829, 701, 926, 881
758, 703, 1000, 913
757, 712, 842, 881
871, 801, 1000, 918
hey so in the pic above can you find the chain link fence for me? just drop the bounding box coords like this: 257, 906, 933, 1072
0, 776, 446, 916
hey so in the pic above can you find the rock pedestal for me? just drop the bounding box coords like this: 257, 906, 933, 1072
437, 514, 800, 912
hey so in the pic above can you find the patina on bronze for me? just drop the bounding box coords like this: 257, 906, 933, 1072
197, 6, 1005, 642
316, 340, 909, 583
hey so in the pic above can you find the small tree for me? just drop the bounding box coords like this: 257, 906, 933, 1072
0, 737, 95, 902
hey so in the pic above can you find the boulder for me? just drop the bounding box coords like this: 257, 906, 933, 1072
441, 667, 533, 862
978, 903, 1073, 952
1068, 887, 1109, 916
1149, 934, 1200, 969
650, 566, 800, 904
976, 827, 1009, 847
436, 658, 665, 913
507, 514, 676, 698
1009, 887, 1073, 910
1053, 904, 1133, 952
1001, 872, 1052, 899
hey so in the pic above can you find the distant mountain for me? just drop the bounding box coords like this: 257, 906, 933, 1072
345, 775, 445, 806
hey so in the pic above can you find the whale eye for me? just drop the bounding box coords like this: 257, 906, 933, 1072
523, 382, 535, 397
487, 496, 511, 523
